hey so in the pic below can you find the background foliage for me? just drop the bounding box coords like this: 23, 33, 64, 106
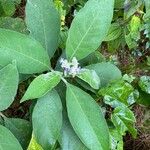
0, 0, 149, 150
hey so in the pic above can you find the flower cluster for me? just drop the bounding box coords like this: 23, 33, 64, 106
60, 57, 81, 77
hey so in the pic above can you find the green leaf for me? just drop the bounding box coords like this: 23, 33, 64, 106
0, 0, 15, 16
125, 33, 138, 49
99, 80, 137, 108
107, 37, 122, 53
0, 17, 27, 33
66, 84, 110, 150
32, 90, 62, 150
19, 74, 31, 83
139, 76, 150, 94
147, 57, 150, 66
0, 63, 19, 111
145, 0, 150, 11
21, 71, 61, 102
0, 28, 50, 74
0, 125, 23, 150
0, 0, 21, 17
114, 0, 124, 9
129, 15, 141, 33
26, 0, 60, 58
111, 106, 137, 138
60, 112, 88, 150
27, 134, 43, 150
66, 0, 114, 60
4, 118, 32, 149
123, 74, 135, 83
86, 62, 122, 87
12, 0, 21, 5
80, 51, 106, 66
77, 69, 100, 89
104, 23, 122, 41
110, 129, 123, 150
76, 78, 97, 93
124, 0, 143, 19
137, 89, 150, 106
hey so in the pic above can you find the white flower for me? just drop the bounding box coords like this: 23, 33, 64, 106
69, 66, 81, 77
60, 58, 70, 69
60, 57, 81, 77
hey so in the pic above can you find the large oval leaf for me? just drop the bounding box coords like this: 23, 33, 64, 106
26, 0, 60, 58
86, 62, 122, 87
21, 71, 61, 102
0, 125, 23, 150
66, 84, 110, 150
32, 90, 62, 150
0, 28, 50, 74
60, 112, 88, 150
4, 118, 32, 149
66, 0, 114, 60
0, 63, 19, 111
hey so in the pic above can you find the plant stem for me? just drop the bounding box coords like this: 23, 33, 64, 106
61, 77, 68, 85
0, 112, 5, 118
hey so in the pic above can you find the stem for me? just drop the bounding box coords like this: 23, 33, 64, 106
0, 112, 5, 118
61, 77, 68, 85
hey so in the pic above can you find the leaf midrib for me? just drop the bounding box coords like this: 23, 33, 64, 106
28, 0, 48, 51
0, 46, 49, 69
68, 86, 102, 149
69, 6, 99, 60
28, 0, 55, 53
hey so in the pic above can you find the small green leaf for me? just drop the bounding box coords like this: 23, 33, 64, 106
99, 80, 137, 108
66, 0, 114, 60
114, 0, 124, 9
27, 134, 43, 150
110, 129, 123, 150
77, 69, 100, 89
104, 23, 122, 41
0, 0, 15, 16
107, 37, 122, 53
124, 0, 143, 19
0, 125, 23, 150
139, 76, 150, 94
4, 118, 32, 149
86, 62, 122, 87
130, 15, 141, 33
123, 74, 135, 83
111, 106, 137, 138
0, 28, 50, 74
21, 71, 61, 102
66, 84, 110, 150
26, 0, 60, 58
80, 51, 106, 66
32, 90, 62, 150
137, 89, 150, 106
0, 17, 27, 33
0, 63, 19, 111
